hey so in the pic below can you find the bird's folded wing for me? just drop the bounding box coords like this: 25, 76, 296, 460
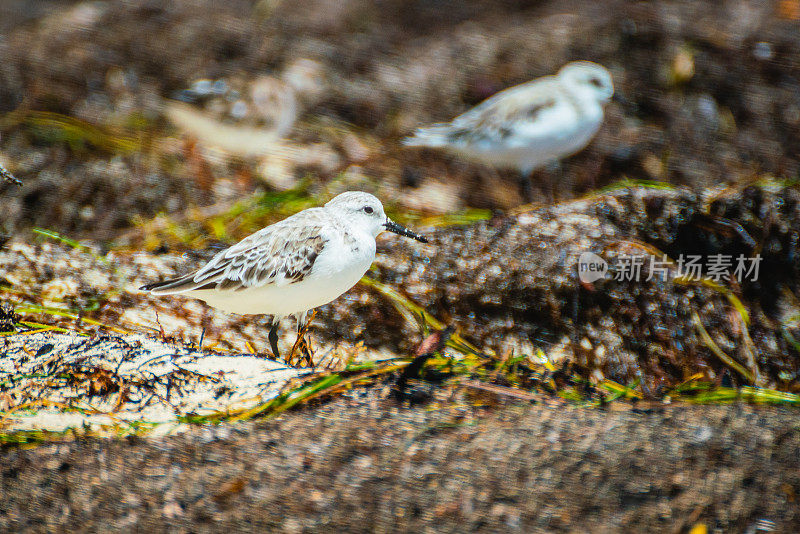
142, 213, 329, 294
446, 78, 560, 144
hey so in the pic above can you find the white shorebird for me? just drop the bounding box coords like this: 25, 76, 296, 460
404, 61, 614, 196
140, 191, 428, 358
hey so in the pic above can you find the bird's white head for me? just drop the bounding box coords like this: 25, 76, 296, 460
325, 191, 428, 242
557, 61, 614, 104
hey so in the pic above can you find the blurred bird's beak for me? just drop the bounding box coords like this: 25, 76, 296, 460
384, 219, 428, 243
612, 92, 635, 110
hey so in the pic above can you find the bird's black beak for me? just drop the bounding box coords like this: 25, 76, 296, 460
612, 92, 636, 111
384, 219, 428, 243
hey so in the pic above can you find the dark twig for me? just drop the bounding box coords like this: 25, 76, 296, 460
287, 310, 317, 367
0, 164, 21, 186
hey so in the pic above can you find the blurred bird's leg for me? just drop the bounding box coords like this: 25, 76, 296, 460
518, 166, 538, 204
478, 166, 519, 207
518, 171, 535, 203
544, 161, 565, 203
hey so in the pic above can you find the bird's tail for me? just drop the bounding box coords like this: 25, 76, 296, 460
402, 123, 453, 148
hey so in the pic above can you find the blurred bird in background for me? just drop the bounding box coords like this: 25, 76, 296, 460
404, 61, 614, 200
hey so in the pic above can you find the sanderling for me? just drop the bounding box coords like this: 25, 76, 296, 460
404, 61, 614, 196
140, 191, 428, 358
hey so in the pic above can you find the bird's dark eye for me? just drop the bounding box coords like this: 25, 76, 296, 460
363, 206, 374, 214
589, 78, 603, 87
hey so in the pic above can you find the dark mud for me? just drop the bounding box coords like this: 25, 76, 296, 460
1, 391, 799, 533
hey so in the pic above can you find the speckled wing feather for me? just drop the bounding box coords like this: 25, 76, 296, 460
445, 78, 559, 144
405, 77, 559, 147
141, 210, 329, 294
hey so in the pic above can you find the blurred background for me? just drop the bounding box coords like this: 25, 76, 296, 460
1, 0, 799, 251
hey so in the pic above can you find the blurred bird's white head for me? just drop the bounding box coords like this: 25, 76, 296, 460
557, 61, 614, 104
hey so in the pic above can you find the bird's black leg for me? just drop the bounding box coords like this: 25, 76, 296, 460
268, 322, 280, 359
519, 173, 535, 203
517, 166, 537, 204
545, 161, 565, 203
